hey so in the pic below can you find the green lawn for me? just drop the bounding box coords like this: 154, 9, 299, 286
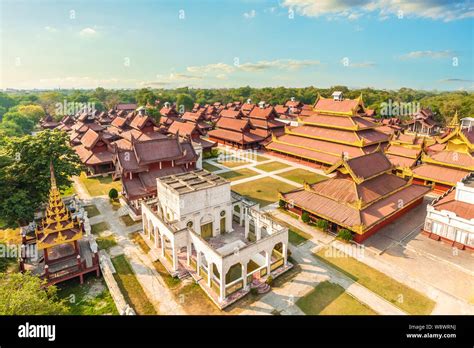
91, 222, 109, 235
57, 276, 118, 315
297, 281, 377, 315
232, 177, 296, 206
120, 215, 139, 227
314, 247, 436, 315
217, 168, 259, 182
84, 205, 101, 218
255, 161, 290, 172
111, 255, 157, 315
255, 154, 270, 162
217, 159, 250, 168
277, 168, 328, 185
202, 162, 222, 172
79, 172, 122, 197
96, 234, 118, 251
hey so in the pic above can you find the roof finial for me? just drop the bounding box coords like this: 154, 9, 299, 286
448, 110, 460, 129
50, 161, 57, 189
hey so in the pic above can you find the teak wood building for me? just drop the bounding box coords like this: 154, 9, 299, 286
280, 152, 430, 243
266, 92, 390, 169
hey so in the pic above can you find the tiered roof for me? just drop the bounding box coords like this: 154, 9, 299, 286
266, 94, 389, 166
34, 163, 83, 250
412, 121, 474, 186
281, 152, 430, 235
385, 132, 424, 169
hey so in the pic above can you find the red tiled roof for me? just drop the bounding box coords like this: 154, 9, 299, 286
433, 190, 474, 220
80, 129, 100, 150
167, 121, 198, 137
216, 117, 251, 132
412, 164, 470, 185
116, 103, 137, 111
219, 109, 243, 119
344, 151, 392, 180
386, 154, 418, 168
249, 106, 277, 120
208, 129, 263, 144
314, 98, 361, 114
302, 114, 377, 130
288, 125, 388, 145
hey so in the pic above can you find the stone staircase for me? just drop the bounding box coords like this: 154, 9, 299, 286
250, 278, 271, 294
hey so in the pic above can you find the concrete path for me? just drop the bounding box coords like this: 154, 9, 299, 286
268, 210, 474, 315
240, 240, 406, 315
72, 176, 186, 315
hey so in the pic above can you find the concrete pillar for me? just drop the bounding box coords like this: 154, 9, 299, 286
219, 266, 226, 302
244, 211, 249, 239
173, 243, 178, 271
208, 262, 213, 288
239, 203, 244, 226
242, 262, 248, 289
266, 250, 272, 276
197, 252, 201, 276
160, 234, 165, 257
186, 243, 191, 266
154, 228, 158, 248
256, 216, 262, 241
283, 243, 288, 266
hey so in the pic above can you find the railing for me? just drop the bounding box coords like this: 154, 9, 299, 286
225, 279, 243, 296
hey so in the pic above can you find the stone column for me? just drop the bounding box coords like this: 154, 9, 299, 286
256, 216, 262, 241
242, 262, 248, 289
219, 266, 226, 302
283, 243, 288, 266
186, 243, 191, 266
244, 212, 249, 240
154, 228, 158, 248
197, 252, 201, 276
239, 203, 244, 226
266, 250, 272, 275
160, 234, 165, 258
172, 241, 178, 272
208, 262, 213, 288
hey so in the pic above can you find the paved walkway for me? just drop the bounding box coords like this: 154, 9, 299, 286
265, 210, 474, 315
72, 177, 186, 315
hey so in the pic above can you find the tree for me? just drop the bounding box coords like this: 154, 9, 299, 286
135, 88, 157, 106
301, 211, 310, 224
176, 93, 194, 113
108, 188, 118, 201
17, 104, 45, 124
0, 272, 68, 315
0, 130, 82, 226
2, 111, 35, 135
315, 219, 329, 231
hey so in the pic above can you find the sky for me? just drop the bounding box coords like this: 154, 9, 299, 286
0, 0, 473, 91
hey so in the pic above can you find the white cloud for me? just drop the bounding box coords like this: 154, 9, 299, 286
238, 59, 320, 71
282, 0, 473, 22
243, 10, 256, 19
399, 50, 454, 60
340, 59, 376, 68
187, 63, 235, 74
216, 74, 228, 80
79, 27, 97, 37
44, 26, 57, 33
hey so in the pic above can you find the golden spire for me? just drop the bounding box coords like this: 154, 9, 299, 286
50, 161, 57, 189
448, 111, 460, 129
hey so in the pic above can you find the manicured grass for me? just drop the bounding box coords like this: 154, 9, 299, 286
232, 177, 296, 206
217, 168, 259, 182
314, 247, 436, 315
277, 168, 328, 185
153, 260, 181, 289
255, 154, 269, 162
202, 162, 222, 172
91, 222, 109, 235
57, 276, 118, 315
96, 234, 118, 251
255, 161, 290, 172
297, 281, 377, 315
79, 172, 122, 197
111, 255, 157, 315
120, 215, 138, 227
84, 205, 101, 218
217, 159, 249, 168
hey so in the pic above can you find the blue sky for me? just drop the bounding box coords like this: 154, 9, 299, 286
1, 0, 473, 90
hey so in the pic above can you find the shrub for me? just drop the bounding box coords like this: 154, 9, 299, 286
337, 229, 353, 241
301, 211, 310, 224
250, 287, 259, 296
265, 276, 273, 285
108, 188, 118, 201
278, 199, 286, 208
203, 148, 219, 159
315, 219, 329, 231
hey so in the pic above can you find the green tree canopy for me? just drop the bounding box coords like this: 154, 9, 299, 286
0, 130, 82, 226
0, 272, 68, 315
176, 93, 194, 113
